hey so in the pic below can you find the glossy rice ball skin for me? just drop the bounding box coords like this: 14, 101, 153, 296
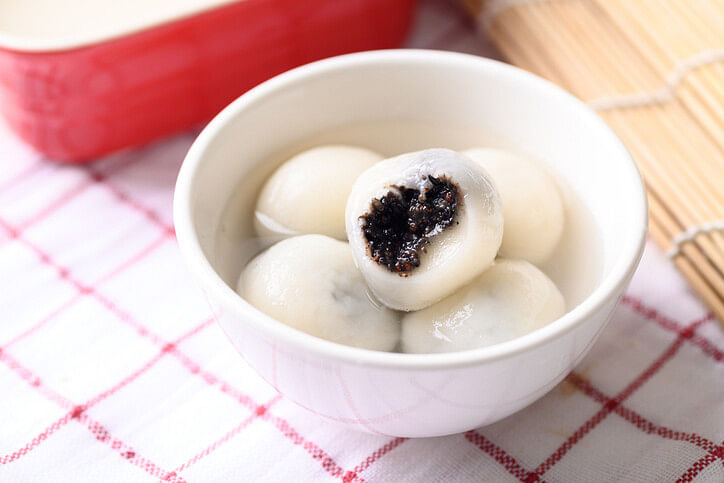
401, 259, 565, 353
255, 145, 383, 240
238, 234, 400, 351
464, 148, 565, 265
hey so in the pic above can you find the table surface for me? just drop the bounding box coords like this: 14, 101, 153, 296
1, 1, 722, 481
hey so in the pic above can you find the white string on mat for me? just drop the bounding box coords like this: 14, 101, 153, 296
588, 48, 724, 111
666, 220, 724, 259
478, 0, 578, 31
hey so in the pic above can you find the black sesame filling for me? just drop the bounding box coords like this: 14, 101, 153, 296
360, 176, 459, 276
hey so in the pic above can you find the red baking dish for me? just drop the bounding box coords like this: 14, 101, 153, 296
0, 0, 417, 163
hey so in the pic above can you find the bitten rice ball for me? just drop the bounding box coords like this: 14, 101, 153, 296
346, 148, 503, 311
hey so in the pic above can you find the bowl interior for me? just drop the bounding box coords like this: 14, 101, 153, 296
176, 50, 646, 361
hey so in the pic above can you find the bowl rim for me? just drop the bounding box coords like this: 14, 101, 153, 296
174, 49, 648, 370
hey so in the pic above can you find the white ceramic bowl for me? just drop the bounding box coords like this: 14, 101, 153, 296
174, 50, 647, 437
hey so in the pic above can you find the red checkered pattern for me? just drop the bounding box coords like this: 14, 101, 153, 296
1, 1, 723, 481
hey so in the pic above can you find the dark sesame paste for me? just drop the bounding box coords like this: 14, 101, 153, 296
360, 176, 459, 276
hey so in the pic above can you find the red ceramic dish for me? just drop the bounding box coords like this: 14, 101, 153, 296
0, 0, 416, 163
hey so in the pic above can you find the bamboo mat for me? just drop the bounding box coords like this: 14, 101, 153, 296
461, 0, 724, 325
